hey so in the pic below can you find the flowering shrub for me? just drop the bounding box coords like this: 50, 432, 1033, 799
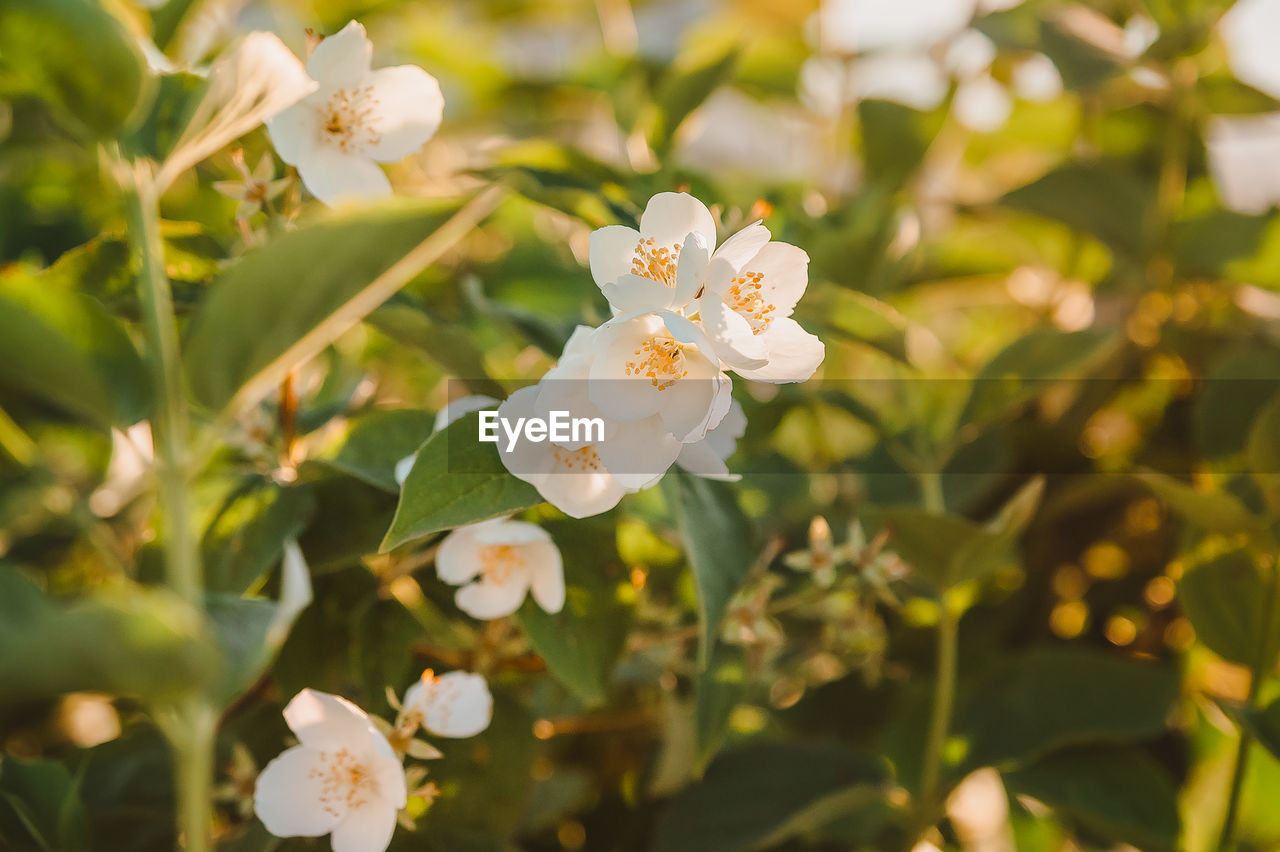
7, 0, 1280, 851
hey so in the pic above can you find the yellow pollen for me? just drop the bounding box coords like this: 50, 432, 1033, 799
725, 270, 775, 334
630, 237, 681, 287
308, 747, 375, 816
625, 335, 688, 390
318, 86, 382, 153
551, 445, 605, 473
478, 544, 524, 584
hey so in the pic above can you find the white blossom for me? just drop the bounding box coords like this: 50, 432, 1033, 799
267, 21, 444, 205
401, 670, 492, 739
254, 689, 406, 852
676, 399, 747, 481
436, 518, 565, 619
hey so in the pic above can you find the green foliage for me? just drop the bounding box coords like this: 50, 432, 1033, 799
0, 757, 89, 852
382, 412, 542, 550
1178, 548, 1280, 667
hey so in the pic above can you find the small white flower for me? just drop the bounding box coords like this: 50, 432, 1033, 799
1206, 114, 1280, 214
588, 311, 733, 442
436, 518, 565, 619
157, 32, 316, 192
212, 150, 292, 221
401, 670, 493, 738
1221, 0, 1280, 99
267, 21, 445, 205
589, 192, 773, 315
697, 238, 825, 383
254, 689, 407, 852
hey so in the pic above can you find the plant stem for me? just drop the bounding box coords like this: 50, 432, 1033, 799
123, 159, 213, 852
916, 471, 957, 827
1218, 559, 1280, 851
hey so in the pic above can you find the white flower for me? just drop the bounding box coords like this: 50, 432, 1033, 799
588, 311, 733, 442
697, 238, 825, 383
1206, 114, 1280, 214
436, 518, 565, 619
676, 399, 747, 481
157, 32, 316, 192
213, 150, 292, 221
401, 670, 492, 738
254, 689, 407, 852
267, 21, 445, 205
1221, 0, 1280, 99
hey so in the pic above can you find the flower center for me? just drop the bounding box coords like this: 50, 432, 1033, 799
478, 544, 524, 584
625, 335, 689, 390
551, 445, 605, 473
318, 87, 381, 154
311, 747, 376, 816
725, 271, 776, 334
631, 237, 681, 287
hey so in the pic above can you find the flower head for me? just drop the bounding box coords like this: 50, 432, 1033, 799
436, 518, 565, 619
267, 21, 445, 205
254, 689, 407, 852
401, 670, 493, 739
213, 150, 292, 221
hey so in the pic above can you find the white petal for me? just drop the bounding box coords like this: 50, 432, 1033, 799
703, 399, 747, 460
526, 541, 566, 614
601, 273, 683, 314
944, 29, 996, 79
254, 746, 345, 837
436, 524, 488, 585
283, 689, 380, 751
661, 367, 726, 442
700, 291, 769, 370
671, 232, 710, 310
308, 21, 374, 90
266, 97, 320, 166
639, 192, 717, 256
953, 75, 1012, 133
1206, 113, 1280, 214
1222, 0, 1280, 99
596, 416, 682, 489
820, 0, 977, 53
736, 241, 811, 318
848, 52, 949, 111
588, 315, 667, 422
675, 439, 737, 480
529, 468, 629, 518
434, 395, 499, 433
738, 317, 826, 383
711, 222, 770, 272
1012, 53, 1063, 102
589, 225, 642, 288
420, 672, 494, 738
296, 148, 392, 206
331, 800, 399, 852
455, 574, 531, 619
560, 325, 600, 361
472, 519, 552, 546
360, 66, 445, 162
393, 455, 416, 486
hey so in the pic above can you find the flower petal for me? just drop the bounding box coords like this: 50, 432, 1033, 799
283, 689, 381, 751
296, 147, 392, 205
675, 439, 738, 481
596, 416, 682, 488
418, 671, 494, 738
711, 221, 770, 271
529, 468, 629, 518
700, 291, 769, 371
671, 232, 710, 310
434, 395, 499, 433
360, 65, 445, 162
738, 317, 825, 383
308, 21, 374, 90
472, 518, 552, 546
525, 540, 566, 614
254, 746, 345, 838
601, 273, 683, 315
436, 524, 487, 585
330, 800, 399, 852
953, 75, 1012, 134
267, 98, 320, 166
589, 225, 642, 288
455, 573, 532, 619
639, 192, 717, 255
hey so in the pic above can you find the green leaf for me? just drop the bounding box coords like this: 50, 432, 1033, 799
381, 412, 542, 551
1004, 746, 1179, 852
653, 742, 887, 852
0, 0, 149, 139
202, 481, 314, 594
859, 100, 939, 191
1037, 17, 1122, 90
1247, 392, 1280, 512
0, 270, 150, 427
1173, 210, 1274, 279
1197, 74, 1280, 115
0, 568, 218, 705
663, 470, 755, 666
957, 647, 1178, 772
1000, 162, 1153, 258
315, 408, 436, 493
366, 302, 506, 400
1135, 472, 1269, 544
648, 45, 738, 152
695, 645, 749, 767
1178, 548, 1280, 667
1242, 698, 1280, 761
517, 520, 631, 706
1195, 348, 1280, 460
959, 328, 1115, 429
184, 196, 489, 412
0, 757, 89, 852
